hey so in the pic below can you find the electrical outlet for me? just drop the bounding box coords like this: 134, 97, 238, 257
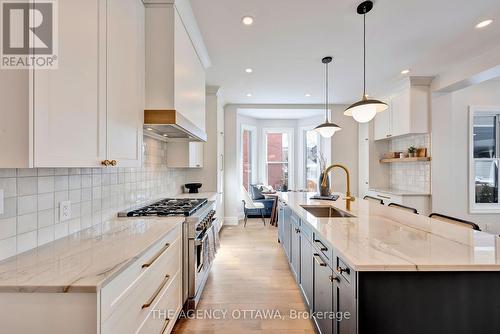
0, 189, 4, 215
60, 200, 71, 222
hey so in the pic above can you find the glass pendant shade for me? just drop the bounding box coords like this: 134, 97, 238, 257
315, 56, 341, 138
344, 96, 388, 123
314, 122, 342, 138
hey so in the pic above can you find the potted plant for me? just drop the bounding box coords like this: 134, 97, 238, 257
408, 146, 417, 158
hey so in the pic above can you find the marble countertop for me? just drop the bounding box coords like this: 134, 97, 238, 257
0, 217, 183, 293
369, 187, 431, 196
280, 192, 500, 271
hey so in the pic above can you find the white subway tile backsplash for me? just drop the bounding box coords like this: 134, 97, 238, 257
54, 175, 69, 191
37, 209, 54, 228
38, 176, 55, 194
54, 222, 68, 239
17, 169, 37, 177
0, 237, 16, 261
18, 195, 37, 215
0, 217, 16, 240
17, 213, 37, 234
17, 231, 37, 253
0, 198, 17, 219
37, 225, 54, 246
389, 134, 431, 193
69, 175, 81, 190
0, 169, 16, 178
38, 193, 54, 211
17, 177, 37, 196
0, 137, 186, 259
0, 178, 17, 198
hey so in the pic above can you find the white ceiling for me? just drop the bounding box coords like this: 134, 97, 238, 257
238, 108, 324, 119
190, 0, 500, 105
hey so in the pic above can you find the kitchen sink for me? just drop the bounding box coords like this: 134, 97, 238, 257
300, 205, 356, 218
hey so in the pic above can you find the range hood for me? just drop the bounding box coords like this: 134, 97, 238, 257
144, 110, 207, 142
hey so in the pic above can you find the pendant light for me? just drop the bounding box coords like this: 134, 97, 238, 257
314, 56, 341, 138
344, 0, 388, 123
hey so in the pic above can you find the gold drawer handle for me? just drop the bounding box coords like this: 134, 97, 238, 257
101, 160, 111, 166
142, 243, 170, 268
160, 318, 171, 334
142, 274, 170, 309
110, 160, 117, 166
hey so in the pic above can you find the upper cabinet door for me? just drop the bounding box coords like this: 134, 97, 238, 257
373, 100, 391, 140
106, 0, 144, 167
391, 88, 411, 137
33, 0, 106, 167
174, 11, 206, 131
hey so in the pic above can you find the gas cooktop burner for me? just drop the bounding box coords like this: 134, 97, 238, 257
125, 198, 208, 217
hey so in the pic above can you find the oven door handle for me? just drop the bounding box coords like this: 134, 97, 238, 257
195, 231, 209, 246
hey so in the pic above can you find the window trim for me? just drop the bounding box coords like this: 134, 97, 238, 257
469, 106, 500, 213
298, 126, 321, 191
262, 127, 294, 189
240, 124, 257, 191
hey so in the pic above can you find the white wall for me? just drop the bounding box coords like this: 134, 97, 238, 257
432, 79, 500, 233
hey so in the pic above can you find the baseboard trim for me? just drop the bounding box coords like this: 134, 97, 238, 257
223, 217, 239, 225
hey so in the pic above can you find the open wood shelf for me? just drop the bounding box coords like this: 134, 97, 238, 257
380, 157, 432, 163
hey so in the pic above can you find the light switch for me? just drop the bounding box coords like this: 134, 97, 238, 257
0, 189, 4, 215
60, 200, 71, 222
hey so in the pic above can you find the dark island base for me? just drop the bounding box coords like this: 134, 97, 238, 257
358, 271, 500, 334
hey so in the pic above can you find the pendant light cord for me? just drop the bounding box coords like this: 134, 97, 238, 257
325, 61, 329, 123
363, 13, 366, 98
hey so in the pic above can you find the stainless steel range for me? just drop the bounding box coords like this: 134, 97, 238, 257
119, 198, 219, 310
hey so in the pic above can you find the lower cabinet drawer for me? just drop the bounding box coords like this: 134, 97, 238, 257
101, 224, 181, 321
101, 239, 181, 334
137, 271, 182, 334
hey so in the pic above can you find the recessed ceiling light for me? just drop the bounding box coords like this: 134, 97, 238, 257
146, 127, 153, 131
401, 69, 410, 75
305, 93, 311, 97
245, 68, 253, 73
246, 93, 252, 97
162, 134, 168, 137
476, 19, 493, 29
242, 16, 254, 25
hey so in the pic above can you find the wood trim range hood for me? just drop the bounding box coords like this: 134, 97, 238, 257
144, 110, 207, 142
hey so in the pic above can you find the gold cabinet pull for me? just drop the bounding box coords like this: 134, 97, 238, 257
110, 160, 117, 166
142, 243, 170, 268
160, 318, 171, 334
142, 274, 170, 309
101, 160, 111, 166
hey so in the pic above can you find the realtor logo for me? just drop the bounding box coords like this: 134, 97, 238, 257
1, 0, 58, 69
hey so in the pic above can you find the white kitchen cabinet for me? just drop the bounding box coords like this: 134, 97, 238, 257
33, 0, 106, 167
145, 3, 206, 133
106, 0, 144, 167
166, 141, 203, 168
373, 99, 391, 140
0, 0, 143, 168
373, 77, 432, 141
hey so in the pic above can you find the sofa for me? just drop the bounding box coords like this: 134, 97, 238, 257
246, 185, 275, 218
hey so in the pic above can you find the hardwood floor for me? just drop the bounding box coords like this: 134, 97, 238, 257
172, 219, 316, 334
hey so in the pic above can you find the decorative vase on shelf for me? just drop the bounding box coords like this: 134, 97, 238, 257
318, 171, 331, 197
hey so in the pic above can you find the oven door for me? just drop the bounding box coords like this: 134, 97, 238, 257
190, 224, 214, 298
